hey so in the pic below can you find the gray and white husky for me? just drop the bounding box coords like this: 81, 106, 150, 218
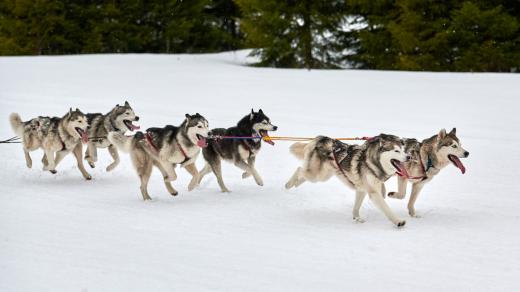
197, 109, 278, 192
387, 128, 469, 217
85, 101, 140, 171
10, 109, 91, 180
285, 134, 411, 227
108, 113, 209, 201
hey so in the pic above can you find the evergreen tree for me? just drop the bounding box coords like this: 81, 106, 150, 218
236, 0, 348, 69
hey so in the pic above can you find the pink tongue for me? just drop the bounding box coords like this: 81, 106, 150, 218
129, 123, 140, 131
450, 155, 466, 174
396, 162, 409, 178
197, 137, 207, 148
81, 132, 89, 144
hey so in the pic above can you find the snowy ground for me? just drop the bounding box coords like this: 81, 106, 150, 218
1, 51, 519, 291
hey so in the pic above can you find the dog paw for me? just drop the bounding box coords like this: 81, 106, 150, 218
221, 188, 231, 193
49, 170, 57, 174
88, 162, 95, 168
396, 220, 406, 228
106, 164, 118, 172
285, 182, 293, 189
353, 217, 366, 223
409, 213, 421, 218
254, 177, 264, 186
242, 172, 251, 179
170, 190, 178, 196
188, 180, 198, 191
85, 175, 92, 180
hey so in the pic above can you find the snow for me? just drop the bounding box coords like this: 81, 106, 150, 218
1, 50, 519, 291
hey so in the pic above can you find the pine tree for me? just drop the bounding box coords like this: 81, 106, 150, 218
236, 0, 348, 69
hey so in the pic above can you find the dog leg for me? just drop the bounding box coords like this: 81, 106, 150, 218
23, 149, 32, 168
368, 189, 406, 227
155, 162, 178, 196
159, 161, 177, 181
388, 176, 408, 199
197, 163, 212, 184
41, 153, 48, 167
106, 144, 120, 172
73, 144, 92, 180
242, 156, 255, 178
210, 159, 230, 193
184, 163, 199, 191
86, 143, 97, 168
54, 150, 71, 168
408, 182, 425, 218
138, 159, 153, 201
285, 167, 306, 189
43, 149, 57, 173
234, 159, 263, 186
353, 191, 367, 223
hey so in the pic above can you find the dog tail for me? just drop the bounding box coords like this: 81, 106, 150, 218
108, 131, 133, 153
9, 113, 24, 135
290, 142, 307, 160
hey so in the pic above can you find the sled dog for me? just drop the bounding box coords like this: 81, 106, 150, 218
285, 134, 411, 227
10, 109, 91, 179
197, 109, 277, 192
85, 101, 140, 171
387, 128, 469, 217
109, 113, 209, 200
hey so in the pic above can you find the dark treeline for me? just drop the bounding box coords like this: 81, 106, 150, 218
0, 0, 519, 72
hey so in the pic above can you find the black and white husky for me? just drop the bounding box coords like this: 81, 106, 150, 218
197, 109, 278, 192
85, 101, 140, 171
387, 128, 469, 217
285, 134, 411, 227
108, 113, 209, 201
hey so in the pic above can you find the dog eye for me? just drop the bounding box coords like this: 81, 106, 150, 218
452, 145, 457, 148
394, 150, 399, 153
197, 125, 202, 128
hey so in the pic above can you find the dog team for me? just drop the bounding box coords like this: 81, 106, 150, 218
9, 102, 469, 227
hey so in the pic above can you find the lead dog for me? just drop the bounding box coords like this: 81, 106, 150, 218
285, 134, 411, 227
387, 128, 469, 217
197, 109, 277, 192
10, 109, 91, 180
108, 113, 209, 200
85, 101, 140, 171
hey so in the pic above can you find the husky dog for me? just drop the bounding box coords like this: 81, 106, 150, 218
85, 101, 140, 171
108, 113, 209, 200
10, 109, 91, 180
285, 134, 411, 227
387, 128, 469, 217
9, 114, 52, 168
197, 109, 278, 192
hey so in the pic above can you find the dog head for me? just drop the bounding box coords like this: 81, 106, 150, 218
435, 128, 469, 174
248, 109, 278, 145
112, 101, 140, 132
403, 138, 421, 163
184, 113, 209, 148
372, 134, 411, 177
65, 108, 89, 143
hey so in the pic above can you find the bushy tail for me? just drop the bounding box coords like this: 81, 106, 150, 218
9, 113, 24, 135
108, 131, 134, 153
289, 142, 307, 160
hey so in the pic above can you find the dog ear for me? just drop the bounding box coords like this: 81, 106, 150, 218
438, 129, 447, 139
250, 108, 254, 121
259, 109, 264, 114
69, 108, 73, 116
449, 127, 456, 135
124, 101, 130, 107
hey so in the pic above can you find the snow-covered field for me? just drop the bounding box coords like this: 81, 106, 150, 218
1, 51, 519, 291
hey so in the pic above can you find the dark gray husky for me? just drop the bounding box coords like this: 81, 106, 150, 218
197, 109, 277, 192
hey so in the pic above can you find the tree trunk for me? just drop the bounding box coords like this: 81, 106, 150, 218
302, 0, 313, 69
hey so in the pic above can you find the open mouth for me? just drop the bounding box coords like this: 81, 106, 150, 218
391, 159, 409, 177
259, 130, 274, 145
196, 134, 207, 148
123, 119, 140, 131
448, 154, 466, 174
75, 127, 89, 144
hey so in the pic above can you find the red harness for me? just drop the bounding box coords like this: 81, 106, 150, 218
145, 132, 159, 153
397, 155, 428, 180
176, 141, 190, 164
